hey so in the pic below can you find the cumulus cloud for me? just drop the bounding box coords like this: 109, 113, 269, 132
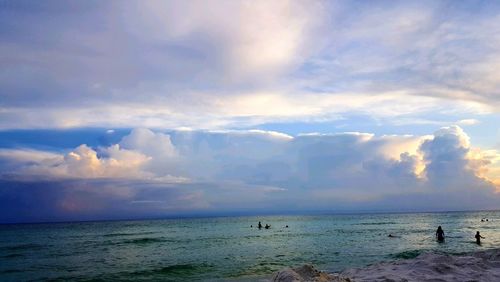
0, 126, 498, 222
420, 126, 496, 191
0, 144, 151, 180
0, 131, 193, 184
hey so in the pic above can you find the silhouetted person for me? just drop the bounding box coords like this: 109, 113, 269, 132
436, 226, 445, 242
265, 224, 270, 229
481, 219, 485, 222
475, 231, 485, 245
388, 234, 398, 238
285, 225, 288, 228
258, 221, 262, 229
250, 225, 253, 228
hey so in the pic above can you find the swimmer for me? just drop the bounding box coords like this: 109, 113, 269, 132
436, 226, 445, 242
475, 231, 485, 245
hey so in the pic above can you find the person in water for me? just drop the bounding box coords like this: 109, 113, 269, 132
258, 221, 262, 229
475, 231, 485, 245
265, 224, 270, 229
436, 226, 445, 242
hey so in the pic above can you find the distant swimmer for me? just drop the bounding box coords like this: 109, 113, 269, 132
475, 231, 485, 245
258, 221, 262, 229
388, 234, 398, 238
285, 225, 288, 228
265, 224, 270, 229
251, 225, 253, 228
481, 219, 485, 222
436, 226, 445, 242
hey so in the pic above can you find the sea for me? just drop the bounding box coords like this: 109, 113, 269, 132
1, 211, 499, 281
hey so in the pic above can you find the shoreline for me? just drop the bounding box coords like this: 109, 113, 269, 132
272, 248, 500, 281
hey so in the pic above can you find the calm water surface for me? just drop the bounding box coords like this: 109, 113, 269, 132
1, 211, 499, 281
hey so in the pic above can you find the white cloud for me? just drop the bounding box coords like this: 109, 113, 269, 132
28, 144, 152, 179
0, 149, 61, 164
457, 119, 480, 126
119, 128, 177, 158
1, 1, 500, 131
126, 0, 327, 79
0, 90, 492, 130
419, 125, 498, 193
1, 126, 498, 213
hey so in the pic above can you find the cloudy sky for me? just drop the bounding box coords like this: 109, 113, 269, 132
1, 0, 499, 223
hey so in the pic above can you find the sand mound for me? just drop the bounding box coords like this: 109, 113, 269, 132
272, 264, 350, 282
273, 249, 500, 282
343, 249, 500, 281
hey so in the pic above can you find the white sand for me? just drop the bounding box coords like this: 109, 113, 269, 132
272, 264, 349, 282
273, 248, 500, 282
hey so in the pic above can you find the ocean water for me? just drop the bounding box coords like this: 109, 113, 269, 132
1, 211, 499, 281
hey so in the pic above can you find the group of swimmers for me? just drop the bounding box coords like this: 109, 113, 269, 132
436, 226, 485, 245
250, 221, 270, 229
388, 226, 486, 245
251, 221, 289, 229
252, 221, 488, 244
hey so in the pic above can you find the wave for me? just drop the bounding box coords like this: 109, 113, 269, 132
1, 253, 24, 259
355, 222, 398, 226
129, 263, 214, 277
99, 237, 170, 246
102, 231, 156, 238
0, 243, 44, 251
156, 264, 208, 274
122, 237, 166, 245
243, 235, 262, 239
235, 261, 285, 277
0, 269, 23, 274
391, 249, 423, 259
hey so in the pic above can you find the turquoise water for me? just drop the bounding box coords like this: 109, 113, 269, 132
1, 211, 499, 281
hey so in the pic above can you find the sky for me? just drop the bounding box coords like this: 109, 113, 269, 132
1, 0, 500, 223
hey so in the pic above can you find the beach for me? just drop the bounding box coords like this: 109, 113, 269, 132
273, 248, 500, 281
